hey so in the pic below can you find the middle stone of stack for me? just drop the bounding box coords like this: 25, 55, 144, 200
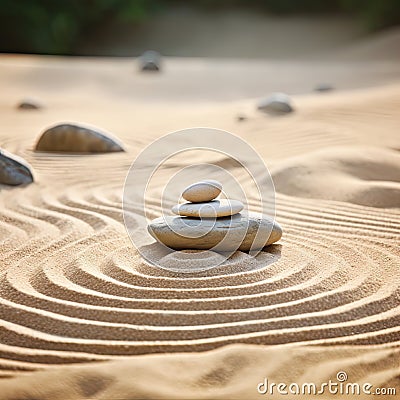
172, 180, 243, 218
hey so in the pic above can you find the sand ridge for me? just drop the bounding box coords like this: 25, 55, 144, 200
271, 146, 400, 207
0, 345, 399, 399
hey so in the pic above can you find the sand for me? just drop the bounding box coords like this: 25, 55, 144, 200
0, 29, 400, 399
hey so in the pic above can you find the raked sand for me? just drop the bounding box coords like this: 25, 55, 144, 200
0, 32, 399, 399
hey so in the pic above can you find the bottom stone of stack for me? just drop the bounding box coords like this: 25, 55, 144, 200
148, 213, 282, 251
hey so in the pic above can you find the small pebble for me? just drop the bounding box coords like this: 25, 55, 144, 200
257, 93, 294, 115
17, 98, 43, 110
182, 179, 222, 203
236, 114, 247, 122
139, 50, 161, 72
314, 84, 334, 93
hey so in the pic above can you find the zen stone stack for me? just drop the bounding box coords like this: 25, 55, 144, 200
148, 180, 282, 251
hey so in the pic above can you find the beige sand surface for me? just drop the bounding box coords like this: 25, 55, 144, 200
0, 31, 399, 399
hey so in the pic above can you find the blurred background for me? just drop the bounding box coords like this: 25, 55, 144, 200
0, 0, 399, 57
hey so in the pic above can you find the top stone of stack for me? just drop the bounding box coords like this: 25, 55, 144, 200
182, 179, 222, 203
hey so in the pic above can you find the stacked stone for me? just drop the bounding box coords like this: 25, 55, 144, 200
148, 179, 282, 252
172, 180, 243, 218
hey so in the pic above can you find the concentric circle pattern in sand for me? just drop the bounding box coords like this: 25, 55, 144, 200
0, 157, 399, 379
0, 56, 400, 386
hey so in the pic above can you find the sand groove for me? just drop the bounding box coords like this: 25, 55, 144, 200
1, 164, 399, 373
0, 56, 399, 394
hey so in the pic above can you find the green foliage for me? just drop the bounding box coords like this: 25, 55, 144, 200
252, 0, 342, 14
0, 0, 153, 54
0, 0, 399, 55
341, 0, 400, 30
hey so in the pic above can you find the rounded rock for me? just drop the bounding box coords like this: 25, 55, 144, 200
139, 50, 161, 72
0, 149, 34, 186
257, 93, 294, 115
35, 123, 125, 153
148, 212, 282, 251
236, 114, 247, 122
172, 199, 243, 218
182, 179, 222, 203
17, 97, 43, 110
314, 83, 334, 93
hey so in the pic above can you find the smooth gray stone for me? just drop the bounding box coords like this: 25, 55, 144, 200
257, 93, 294, 115
139, 50, 161, 72
0, 149, 34, 186
314, 84, 334, 92
148, 213, 282, 251
172, 199, 243, 218
182, 179, 222, 203
17, 98, 43, 110
35, 123, 125, 153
